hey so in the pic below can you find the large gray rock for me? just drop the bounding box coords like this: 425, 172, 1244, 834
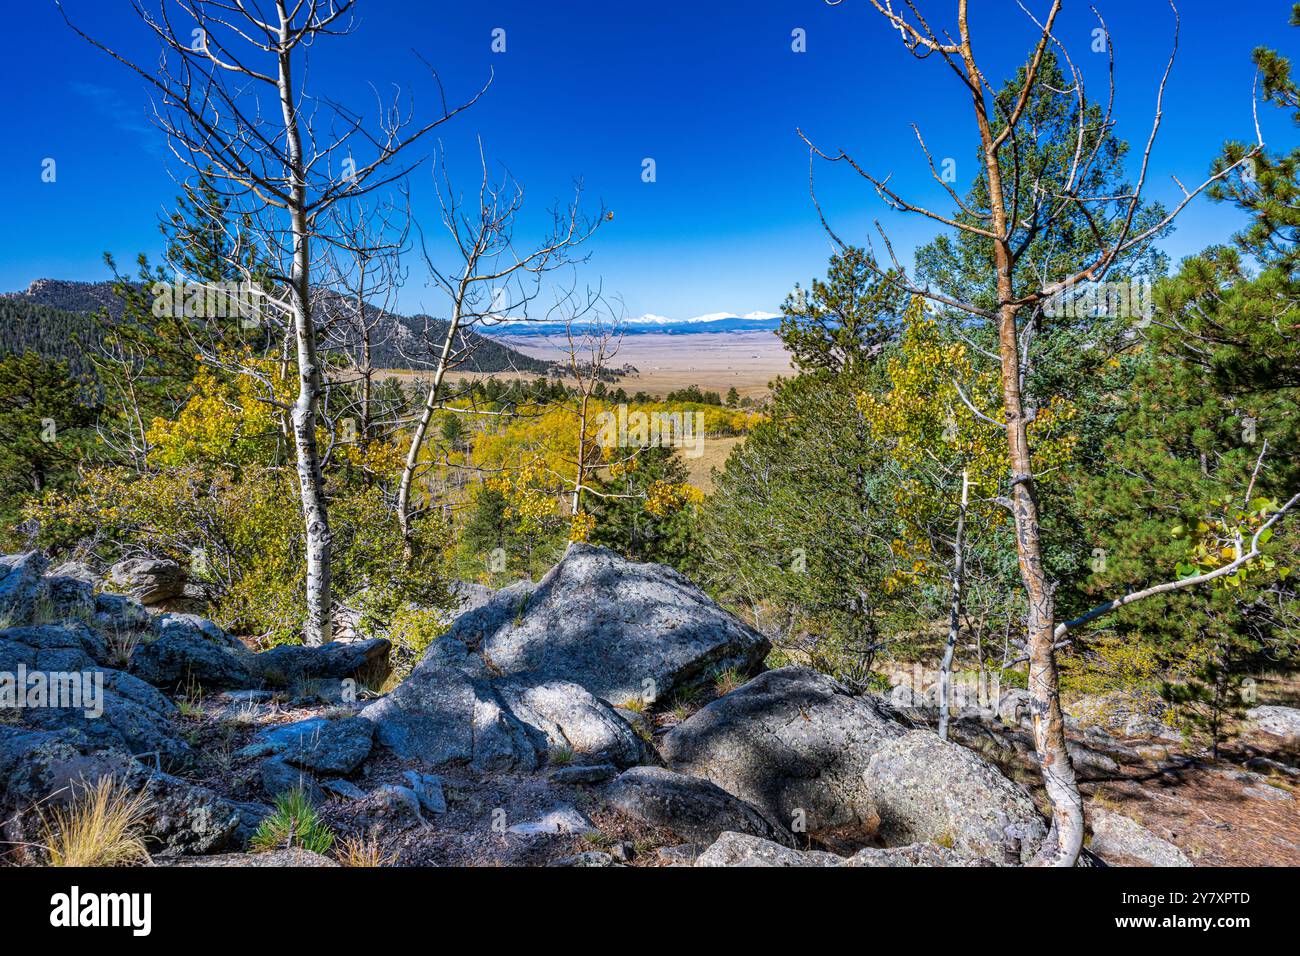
0, 623, 107, 670
129, 614, 254, 691
1068, 740, 1121, 780
362, 544, 755, 771
90, 594, 155, 664
661, 666, 906, 834
695, 831, 843, 867
1246, 705, 1300, 741
17, 680, 188, 768
1067, 692, 1173, 738
129, 769, 268, 855
443, 580, 498, 623
50, 561, 98, 585
0, 551, 391, 697
2, 556, 393, 698
842, 843, 994, 867
0, 624, 189, 767
42, 574, 96, 624
0, 727, 126, 821
1087, 808, 1192, 867
442, 543, 768, 706
132, 614, 248, 689
105, 557, 184, 605
862, 730, 1047, 864
252, 638, 390, 687
366, 662, 644, 774
243, 716, 374, 775
0, 552, 48, 626
606, 766, 796, 847
694, 831, 989, 868
498, 680, 645, 768
258, 757, 324, 802
361, 638, 537, 771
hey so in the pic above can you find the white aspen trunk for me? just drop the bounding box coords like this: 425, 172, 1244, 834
938, 470, 969, 741
278, 5, 332, 645
570, 391, 589, 525
396, 302, 461, 555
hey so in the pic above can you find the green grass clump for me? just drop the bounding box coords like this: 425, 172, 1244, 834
251, 788, 335, 855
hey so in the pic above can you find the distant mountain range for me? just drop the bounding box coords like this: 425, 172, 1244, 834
482, 310, 783, 337
1, 279, 781, 386
0, 279, 554, 376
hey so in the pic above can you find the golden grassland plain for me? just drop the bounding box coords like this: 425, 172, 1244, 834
378, 331, 792, 490
682, 434, 744, 491
380, 331, 795, 401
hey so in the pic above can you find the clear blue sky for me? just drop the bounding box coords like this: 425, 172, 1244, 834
2, 0, 1296, 320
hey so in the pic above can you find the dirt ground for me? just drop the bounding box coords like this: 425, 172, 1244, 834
953, 708, 1300, 866
1083, 745, 1300, 866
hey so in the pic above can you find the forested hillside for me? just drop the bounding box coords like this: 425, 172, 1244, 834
1, 278, 554, 375
0, 298, 98, 377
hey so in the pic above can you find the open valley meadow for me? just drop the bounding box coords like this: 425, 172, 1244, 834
399, 330, 795, 401
377, 331, 782, 490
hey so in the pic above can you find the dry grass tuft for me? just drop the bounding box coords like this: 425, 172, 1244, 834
336, 834, 397, 867
712, 667, 745, 696
41, 777, 152, 867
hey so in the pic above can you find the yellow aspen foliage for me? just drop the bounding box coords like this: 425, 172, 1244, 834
146, 359, 286, 468
486, 457, 564, 535
569, 510, 596, 542
470, 397, 741, 536
645, 479, 704, 516
335, 437, 404, 477
858, 298, 1077, 592
1172, 495, 1291, 588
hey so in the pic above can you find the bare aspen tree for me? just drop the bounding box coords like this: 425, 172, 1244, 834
318, 191, 411, 456
529, 292, 646, 534
557, 298, 626, 523
59, 0, 486, 643
394, 148, 602, 555
803, 0, 1270, 863
89, 321, 160, 473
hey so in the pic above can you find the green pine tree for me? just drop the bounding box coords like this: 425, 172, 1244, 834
0, 352, 97, 547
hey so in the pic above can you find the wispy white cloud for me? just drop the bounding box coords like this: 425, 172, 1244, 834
69, 81, 161, 155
